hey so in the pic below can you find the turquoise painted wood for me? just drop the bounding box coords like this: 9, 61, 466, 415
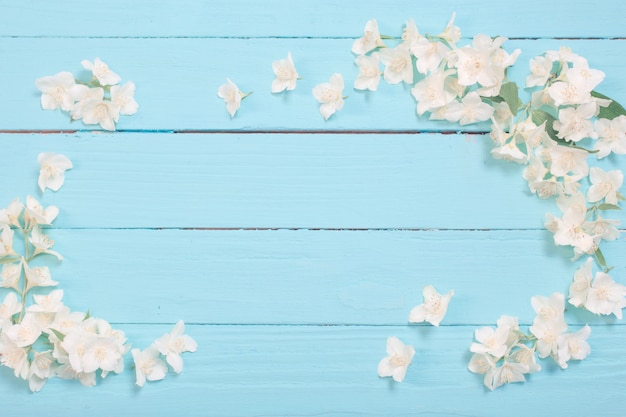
1, 1, 626, 416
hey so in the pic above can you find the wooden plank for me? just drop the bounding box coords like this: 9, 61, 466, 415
1, 324, 625, 416
1, 0, 625, 39
5, 132, 625, 229
23, 229, 624, 326
1, 38, 625, 131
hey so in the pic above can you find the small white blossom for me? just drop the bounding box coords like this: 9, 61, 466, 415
484, 361, 528, 391
594, 116, 626, 158
470, 325, 509, 359
411, 37, 449, 75
526, 55, 554, 88
586, 167, 623, 205
0, 225, 17, 258
0, 198, 24, 227
377, 336, 415, 382
0, 333, 30, 379
110, 81, 139, 115
553, 102, 598, 143
28, 350, 56, 392
132, 346, 168, 387
529, 318, 567, 359
569, 258, 593, 307
217, 79, 246, 118
37, 152, 73, 192
0, 292, 21, 329
411, 69, 456, 116
153, 320, 197, 374
1, 263, 21, 292
35, 72, 77, 112
408, 285, 454, 326
549, 146, 589, 177
530, 293, 566, 328
445, 92, 494, 125
24, 264, 58, 290
28, 226, 63, 261
312, 73, 345, 120
585, 271, 626, 318
352, 19, 384, 55
4, 313, 43, 348
553, 207, 594, 254
79, 98, 120, 131
24, 195, 58, 227
556, 325, 591, 369
81, 58, 121, 86
353, 53, 381, 91
379, 44, 413, 85
271, 52, 299, 93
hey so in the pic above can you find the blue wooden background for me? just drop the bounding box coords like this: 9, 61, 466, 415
1, 1, 626, 415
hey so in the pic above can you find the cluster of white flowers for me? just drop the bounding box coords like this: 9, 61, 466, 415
569, 257, 626, 318
0, 155, 196, 392
35, 58, 138, 131
352, 15, 521, 126
378, 285, 453, 382
131, 320, 197, 387
469, 294, 591, 391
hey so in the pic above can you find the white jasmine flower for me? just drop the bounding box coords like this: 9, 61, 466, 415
24, 264, 58, 290
79, 98, 120, 131
438, 12, 461, 47
401, 18, 420, 49
569, 258, 593, 307
530, 293, 566, 328
153, 320, 197, 373
110, 81, 139, 115
377, 336, 415, 382
566, 64, 605, 93
470, 325, 509, 358
28, 290, 65, 314
490, 141, 527, 164
548, 81, 591, 107
553, 102, 598, 143
468, 352, 496, 376
37, 152, 73, 192
0, 225, 17, 258
0, 292, 21, 329
352, 19, 384, 55
312, 73, 345, 120
353, 53, 381, 91
445, 92, 494, 125
585, 271, 626, 318
0, 198, 24, 227
24, 195, 59, 227
408, 284, 454, 326
454, 35, 499, 87
526, 55, 554, 88
549, 146, 589, 177
529, 318, 567, 359
553, 207, 594, 254
70, 86, 104, 121
584, 215, 621, 242
379, 44, 413, 85
508, 345, 541, 373
484, 361, 528, 391
586, 167, 623, 205
523, 155, 548, 184
0, 333, 30, 379
411, 37, 450, 75
411, 69, 456, 116
272, 52, 299, 93
132, 346, 168, 387
35, 71, 77, 112
28, 350, 56, 392
4, 313, 42, 348
217, 78, 247, 118
556, 325, 591, 369
81, 58, 121, 86
28, 226, 63, 261
594, 116, 626, 158
1, 263, 21, 292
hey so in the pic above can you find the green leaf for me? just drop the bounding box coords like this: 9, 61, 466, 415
591, 91, 626, 120
84, 309, 91, 320
499, 82, 520, 114
595, 247, 608, 269
49, 328, 65, 341
598, 203, 622, 211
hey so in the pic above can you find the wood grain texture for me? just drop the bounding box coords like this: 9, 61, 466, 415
2, 1, 626, 415
1, 39, 625, 131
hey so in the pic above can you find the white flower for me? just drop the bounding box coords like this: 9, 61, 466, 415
28, 290, 65, 314
4, 313, 43, 347
401, 18, 420, 49
594, 116, 626, 158
70, 86, 104, 121
438, 12, 461, 47
552, 207, 594, 254
312, 73, 345, 120
0, 225, 17, 258
379, 44, 413, 85
37, 152, 73, 192
508, 345, 541, 373
352, 19, 384, 55
411, 69, 456, 116
24, 195, 58, 227
553, 102, 598, 143
0, 333, 29, 379
110, 81, 139, 115
411, 37, 449, 74
81, 58, 121, 86
468, 352, 496, 376
408, 284, 454, 326
353, 53, 381, 91
584, 271, 626, 318
470, 325, 509, 358
548, 146, 589, 177
79, 98, 120, 131
556, 325, 591, 369
569, 258, 593, 307
529, 318, 567, 359
548, 82, 591, 107
28, 350, 56, 392
377, 336, 415, 382
24, 264, 58, 290
586, 167, 623, 205
132, 346, 168, 387
530, 293, 566, 328
0, 198, 24, 227
526, 55, 553, 88
1, 263, 21, 292
272, 52, 299, 93
35, 72, 77, 112
153, 320, 197, 373
454, 35, 499, 87
217, 78, 246, 118
28, 225, 63, 261
0, 292, 21, 329
445, 92, 494, 125
484, 361, 528, 391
